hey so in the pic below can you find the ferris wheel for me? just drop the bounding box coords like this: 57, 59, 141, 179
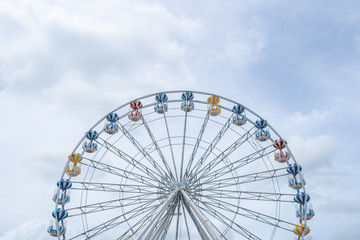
48, 91, 315, 240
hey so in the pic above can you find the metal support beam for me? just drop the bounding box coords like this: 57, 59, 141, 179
180, 190, 220, 240
182, 198, 211, 240
137, 190, 177, 240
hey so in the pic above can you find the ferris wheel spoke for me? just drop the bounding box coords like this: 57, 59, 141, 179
68, 191, 166, 214
69, 200, 159, 239
88, 203, 159, 240
163, 112, 179, 180
141, 117, 175, 180
187, 114, 234, 179
194, 166, 289, 191
180, 109, 189, 181
193, 144, 276, 184
197, 201, 262, 240
116, 207, 162, 240
67, 195, 162, 218
192, 126, 256, 180
199, 190, 295, 204
184, 112, 210, 179
71, 181, 162, 193
201, 195, 295, 231
78, 159, 162, 189
117, 199, 173, 240
95, 137, 168, 184
115, 121, 172, 182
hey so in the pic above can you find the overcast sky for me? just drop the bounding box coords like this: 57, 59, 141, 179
0, 0, 360, 239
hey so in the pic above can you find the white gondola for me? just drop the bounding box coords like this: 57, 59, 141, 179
255, 130, 270, 142
65, 163, 81, 177
154, 103, 168, 114
294, 237, 312, 240
232, 115, 247, 126
296, 203, 315, 220
52, 191, 71, 205
181, 101, 194, 112
104, 123, 119, 134
47, 220, 66, 237
288, 174, 306, 189
128, 110, 142, 121
82, 141, 98, 153
274, 151, 291, 163
207, 104, 221, 116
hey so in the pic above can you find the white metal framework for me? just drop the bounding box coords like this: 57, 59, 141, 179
50, 91, 313, 240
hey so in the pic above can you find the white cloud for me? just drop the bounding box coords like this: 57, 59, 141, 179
0, 0, 200, 95
282, 109, 338, 135
0, 219, 49, 240
288, 134, 336, 170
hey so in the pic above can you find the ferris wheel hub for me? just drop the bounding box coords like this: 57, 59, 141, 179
170, 181, 189, 192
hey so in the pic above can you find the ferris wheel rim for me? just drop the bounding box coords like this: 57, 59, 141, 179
52, 90, 311, 240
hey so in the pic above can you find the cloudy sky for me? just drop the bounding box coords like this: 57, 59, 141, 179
1, 0, 360, 239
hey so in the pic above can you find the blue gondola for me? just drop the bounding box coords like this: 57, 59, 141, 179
155, 93, 168, 103
82, 141, 98, 153
53, 193, 70, 205
104, 123, 119, 134
255, 119, 268, 129
85, 130, 98, 141
255, 130, 270, 142
52, 208, 68, 221
57, 179, 72, 191
232, 104, 245, 115
181, 91, 194, 101
287, 164, 302, 175
296, 207, 315, 221
106, 112, 119, 123
232, 115, 247, 126
294, 192, 310, 205
48, 225, 66, 237
181, 101, 194, 112
154, 103, 168, 114
288, 177, 306, 189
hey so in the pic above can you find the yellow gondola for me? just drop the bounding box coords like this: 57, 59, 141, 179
69, 152, 83, 164
207, 104, 221, 116
293, 223, 310, 236
207, 95, 220, 105
207, 95, 221, 116
66, 164, 81, 177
